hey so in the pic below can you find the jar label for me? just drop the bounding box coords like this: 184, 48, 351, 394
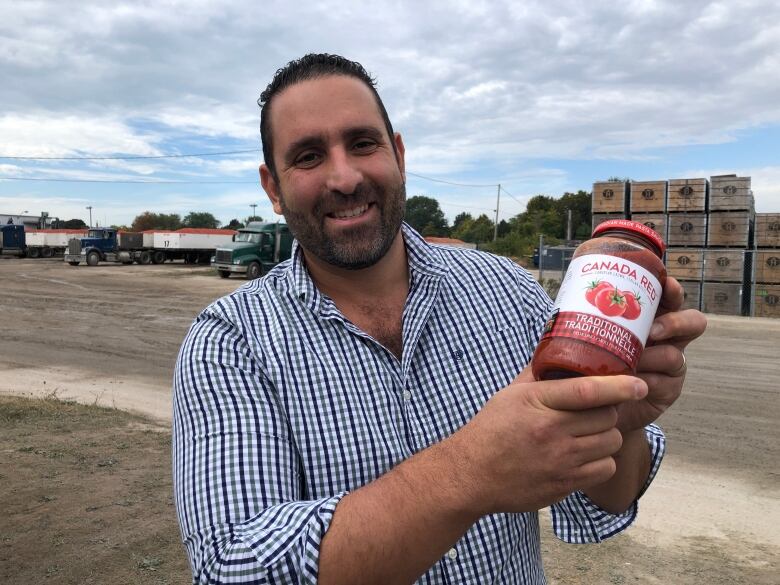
542, 254, 663, 369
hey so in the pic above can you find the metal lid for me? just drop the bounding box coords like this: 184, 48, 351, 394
592, 219, 666, 257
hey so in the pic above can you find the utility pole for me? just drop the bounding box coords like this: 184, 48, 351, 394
566, 209, 572, 243
86, 205, 93, 227
493, 184, 501, 242
250, 203, 257, 220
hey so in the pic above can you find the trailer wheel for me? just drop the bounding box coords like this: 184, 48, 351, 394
68, 261, 80, 266
137, 251, 152, 265
151, 250, 165, 264
41, 247, 53, 258
86, 251, 100, 266
218, 270, 230, 279
184, 252, 197, 264
28, 248, 41, 259
246, 262, 262, 280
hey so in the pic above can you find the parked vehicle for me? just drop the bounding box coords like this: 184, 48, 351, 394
0, 225, 27, 256
0, 226, 86, 258
24, 229, 88, 257
64, 228, 236, 267
211, 222, 293, 279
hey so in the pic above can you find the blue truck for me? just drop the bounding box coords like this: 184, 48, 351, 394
64, 229, 148, 266
0, 224, 26, 256
64, 228, 234, 267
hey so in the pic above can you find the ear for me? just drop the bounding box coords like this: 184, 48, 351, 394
393, 132, 406, 183
260, 163, 283, 215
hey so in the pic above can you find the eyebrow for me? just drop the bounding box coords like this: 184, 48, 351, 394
282, 126, 386, 166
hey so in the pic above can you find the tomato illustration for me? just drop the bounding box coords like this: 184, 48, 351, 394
594, 287, 627, 317
585, 280, 614, 305
622, 292, 643, 320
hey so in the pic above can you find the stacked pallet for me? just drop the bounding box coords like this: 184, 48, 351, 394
590, 174, 775, 317
753, 213, 780, 318
591, 181, 628, 229
702, 175, 754, 315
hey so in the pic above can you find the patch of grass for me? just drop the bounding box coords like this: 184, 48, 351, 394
0, 394, 141, 429
138, 556, 163, 571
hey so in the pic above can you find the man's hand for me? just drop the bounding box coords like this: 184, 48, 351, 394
615, 276, 708, 433
445, 374, 647, 517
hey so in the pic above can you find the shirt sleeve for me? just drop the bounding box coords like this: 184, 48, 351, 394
173, 304, 347, 584
549, 423, 666, 543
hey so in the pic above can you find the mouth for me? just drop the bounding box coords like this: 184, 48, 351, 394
326, 203, 372, 220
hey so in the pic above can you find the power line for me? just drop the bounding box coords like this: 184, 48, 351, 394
0, 171, 526, 212
0, 148, 259, 161
436, 200, 494, 212
0, 176, 256, 184
406, 171, 497, 188
500, 185, 526, 206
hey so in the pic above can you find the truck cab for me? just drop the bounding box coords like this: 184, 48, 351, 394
212, 222, 292, 279
0, 224, 26, 256
65, 229, 118, 266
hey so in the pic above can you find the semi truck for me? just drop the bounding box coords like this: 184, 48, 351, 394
211, 222, 293, 279
64, 228, 236, 267
0, 225, 26, 256
0, 226, 87, 258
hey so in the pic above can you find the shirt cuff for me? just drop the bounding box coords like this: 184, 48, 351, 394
195, 492, 347, 584
550, 423, 666, 544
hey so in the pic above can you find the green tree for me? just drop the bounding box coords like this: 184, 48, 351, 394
245, 215, 264, 224
223, 218, 245, 230
405, 196, 449, 236
452, 214, 495, 244
183, 212, 220, 229
452, 212, 473, 232
131, 211, 183, 231
60, 218, 87, 229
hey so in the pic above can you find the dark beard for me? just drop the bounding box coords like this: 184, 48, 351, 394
279, 180, 406, 270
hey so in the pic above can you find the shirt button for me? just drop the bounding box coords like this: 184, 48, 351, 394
402, 390, 412, 401
447, 547, 458, 560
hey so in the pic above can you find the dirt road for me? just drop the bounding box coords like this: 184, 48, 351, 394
1, 257, 778, 583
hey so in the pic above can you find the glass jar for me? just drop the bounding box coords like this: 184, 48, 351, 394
532, 219, 667, 380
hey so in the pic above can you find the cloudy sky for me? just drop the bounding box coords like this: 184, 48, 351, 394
2, 0, 779, 227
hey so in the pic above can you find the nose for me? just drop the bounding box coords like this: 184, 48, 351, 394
324, 148, 363, 194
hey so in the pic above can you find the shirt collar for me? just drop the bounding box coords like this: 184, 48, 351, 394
288, 222, 449, 312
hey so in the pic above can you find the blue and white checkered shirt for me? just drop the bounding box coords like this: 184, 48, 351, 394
173, 223, 665, 584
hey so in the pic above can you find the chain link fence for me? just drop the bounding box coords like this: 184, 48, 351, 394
536, 235, 576, 299
537, 237, 779, 317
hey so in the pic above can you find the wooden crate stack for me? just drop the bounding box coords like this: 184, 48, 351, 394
702, 175, 754, 316
590, 174, 776, 317
662, 178, 707, 311
591, 181, 628, 230
753, 213, 780, 318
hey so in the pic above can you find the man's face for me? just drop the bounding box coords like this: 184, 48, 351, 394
260, 75, 406, 270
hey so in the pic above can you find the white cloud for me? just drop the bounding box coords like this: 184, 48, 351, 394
2, 0, 780, 221
0, 114, 161, 157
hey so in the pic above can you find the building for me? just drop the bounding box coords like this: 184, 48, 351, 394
0, 213, 58, 229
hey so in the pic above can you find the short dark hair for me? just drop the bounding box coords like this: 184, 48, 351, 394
258, 53, 396, 180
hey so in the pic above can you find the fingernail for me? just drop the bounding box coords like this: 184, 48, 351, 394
650, 323, 664, 339
634, 380, 647, 399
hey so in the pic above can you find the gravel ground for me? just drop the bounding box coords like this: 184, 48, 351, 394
1, 257, 778, 583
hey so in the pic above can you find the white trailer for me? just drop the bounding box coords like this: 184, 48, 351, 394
66, 228, 237, 266
152, 231, 235, 250
25, 229, 87, 258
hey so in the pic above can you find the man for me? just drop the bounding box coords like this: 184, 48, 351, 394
173, 54, 706, 584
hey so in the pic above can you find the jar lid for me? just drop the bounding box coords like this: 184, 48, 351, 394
592, 219, 667, 256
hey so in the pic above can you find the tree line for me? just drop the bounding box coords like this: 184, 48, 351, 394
404, 191, 592, 258
50, 212, 263, 231
53, 191, 590, 260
